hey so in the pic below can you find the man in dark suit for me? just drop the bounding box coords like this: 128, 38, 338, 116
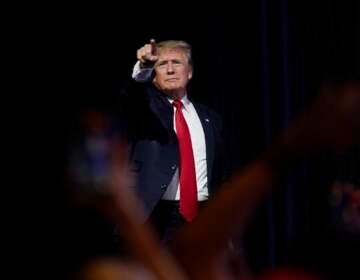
119, 39, 225, 242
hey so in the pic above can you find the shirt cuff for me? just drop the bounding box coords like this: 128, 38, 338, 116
131, 61, 153, 82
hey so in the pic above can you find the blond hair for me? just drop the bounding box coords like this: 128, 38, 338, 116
156, 40, 193, 67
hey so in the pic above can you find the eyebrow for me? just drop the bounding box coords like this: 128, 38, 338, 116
157, 59, 183, 65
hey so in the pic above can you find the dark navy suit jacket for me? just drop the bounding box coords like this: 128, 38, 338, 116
119, 81, 225, 220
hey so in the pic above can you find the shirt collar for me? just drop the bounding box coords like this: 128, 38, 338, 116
167, 95, 191, 112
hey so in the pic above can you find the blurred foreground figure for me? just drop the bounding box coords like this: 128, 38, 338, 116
76, 81, 359, 279
169, 81, 360, 279
67, 110, 186, 279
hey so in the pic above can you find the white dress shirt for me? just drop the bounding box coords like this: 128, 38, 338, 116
132, 61, 209, 201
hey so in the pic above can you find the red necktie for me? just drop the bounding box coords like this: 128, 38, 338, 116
173, 99, 198, 222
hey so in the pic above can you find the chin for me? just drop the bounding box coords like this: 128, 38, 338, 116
162, 86, 179, 92
163, 88, 182, 96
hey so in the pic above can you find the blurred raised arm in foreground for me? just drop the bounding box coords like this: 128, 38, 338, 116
77, 81, 359, 280
169, 81, 360, 279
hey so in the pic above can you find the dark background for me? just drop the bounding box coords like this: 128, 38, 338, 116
15, 0, 359, 278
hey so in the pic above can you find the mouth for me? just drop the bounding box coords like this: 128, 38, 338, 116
165, 78, 179, 82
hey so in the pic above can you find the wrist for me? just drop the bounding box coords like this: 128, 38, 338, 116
139, 60, 155, 69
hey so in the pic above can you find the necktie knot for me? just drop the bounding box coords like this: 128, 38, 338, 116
173, 99, 183, 110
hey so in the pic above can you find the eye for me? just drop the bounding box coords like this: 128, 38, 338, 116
156, 61, 168, 69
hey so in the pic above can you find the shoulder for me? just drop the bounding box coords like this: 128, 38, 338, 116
192, 100, 222, 123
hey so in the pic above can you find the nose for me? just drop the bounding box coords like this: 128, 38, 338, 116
166, 62, 175, 74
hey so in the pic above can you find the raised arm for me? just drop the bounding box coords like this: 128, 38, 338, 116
132, 39, 158, 82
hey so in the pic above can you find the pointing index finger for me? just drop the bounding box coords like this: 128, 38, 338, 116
150, 39, 157, 56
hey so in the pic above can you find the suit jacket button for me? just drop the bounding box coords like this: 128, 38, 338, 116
161, 184, 167, 190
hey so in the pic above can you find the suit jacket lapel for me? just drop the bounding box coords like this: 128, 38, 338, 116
193, 102, 215, 187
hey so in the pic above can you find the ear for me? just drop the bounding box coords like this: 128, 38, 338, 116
188, 70, 193, 80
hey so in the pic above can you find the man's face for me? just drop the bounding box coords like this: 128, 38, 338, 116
152, 48, 193, 98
